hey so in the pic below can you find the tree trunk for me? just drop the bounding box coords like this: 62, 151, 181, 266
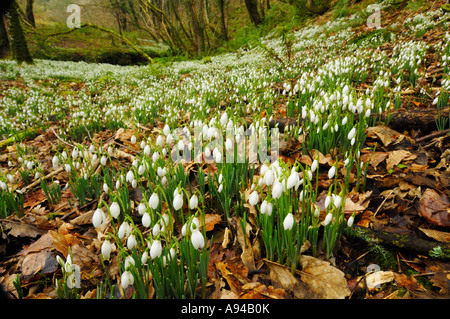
5, 0, 33, 64
25, 0, 34, 27
0, 14, 10, 58
244, 0, 262, 26
218, 0, 228, 41
186, 0, 204, 56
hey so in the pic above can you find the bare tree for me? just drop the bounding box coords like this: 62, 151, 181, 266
5, 0, 33, 64
244, 0, 262, 26
0, 14, 10, 58
217, 0, 228, 41
25, 0, 34, 27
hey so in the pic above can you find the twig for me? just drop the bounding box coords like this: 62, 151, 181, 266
19, 166, 64, 194
374, 189, 394, 216
415, 128, 450, 143
51, 128, 75, 148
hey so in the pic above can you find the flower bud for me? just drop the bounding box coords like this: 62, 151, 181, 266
191, 228, 205, 250
110, 202, 120, 219
283, 213, 294, 230
150, 239, 162, 259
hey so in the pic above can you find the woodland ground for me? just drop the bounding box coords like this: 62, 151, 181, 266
0, 0, 449, 300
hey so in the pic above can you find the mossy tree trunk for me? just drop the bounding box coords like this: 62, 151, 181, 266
244, 0, 262, 26
0, 14, 10, 58
25, 0, 35, 28
5, 0, 33, 64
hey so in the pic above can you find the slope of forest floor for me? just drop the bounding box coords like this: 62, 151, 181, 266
0, 0, 449, 300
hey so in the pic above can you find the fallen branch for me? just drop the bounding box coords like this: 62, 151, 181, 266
44, 23, 154, 64
19, 167, 64, 194
352, 225, 450, 260
246, 106, 450, 134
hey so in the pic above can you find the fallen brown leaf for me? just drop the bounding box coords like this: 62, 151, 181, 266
298, 255, 351, 299
419, 188, 450, 227
419, 227, 450, 243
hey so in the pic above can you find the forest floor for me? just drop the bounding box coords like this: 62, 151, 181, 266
0, 0, 450, 300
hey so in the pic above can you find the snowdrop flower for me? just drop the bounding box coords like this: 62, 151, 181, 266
152, 223, 161, 237
150, 151, 159, 164
148, 193, 159, 209
92, 208, 106, 228
138, 202, 146, 215
67, 264, 81, 289
260, 200, 269, 215
71, 148, 78, 160
248, 190, 259, 206
328, 166, 336, 179
144, 144, 151, 156
157, 166, 166, 177
342, 116, 348, 125
325, 195, 332, 209
218, 183, 223, 193
272, 181, 283, 199
348, 127, 356, 140
103, 183, 109, 193
189, 194, 199, 210
150, 239, 162, 259
365, 108, 371, 118
324, 213, 333, 226
163, 124, 170, 136
314, 206, 320, 218
156, 135, 164, 147
142, 212, 151, 228
181, 217, 199, 237
225, 138, 233, 151
110, 202, 120, 219
173, 193, 183, 211
220, 112, 228, 127
347, 214, 355, 228
433, 97, 439, 105
52, 156, 59, 168
166, 134, 174, 145
130, 135, 137, 144
64, 164, 71, 173
0, 181, 6, 190
138, 165, 145, 175
118, 221, 131, 239
191, 227, 205, 250
332, 194, 342, 208
283, 213, 294, 230
126, 170, 134, 183
127, 234, 137, 250
101, 239, 112, 260
311, 159, 318, 173
141, 251, 149, 265
100, 155, 107, 166
121, 270, 134, 289
287, 171, 299, 189
264, 169, 275, 186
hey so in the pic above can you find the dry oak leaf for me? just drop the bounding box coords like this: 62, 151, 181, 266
386, 150, 416, 171
419, 188, 450, 227
419, 227, 450, 243
298, 255, 351, 299
21, 250, 58, 279
264, 259, 311, 299
202, 214, 222, 232
367, 126, 405, 147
